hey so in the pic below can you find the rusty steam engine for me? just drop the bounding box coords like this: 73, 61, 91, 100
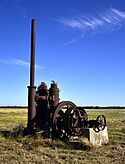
33, 81, 106, 140
27, 19, 106, 140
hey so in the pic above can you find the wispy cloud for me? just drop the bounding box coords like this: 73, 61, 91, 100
58, 8, 125, 31
0, 58, 44, 70
58, 8, 125, 46
12, 58, 30, 67
61, 38, 77, 47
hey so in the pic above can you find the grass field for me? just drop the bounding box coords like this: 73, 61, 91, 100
0, 108, 125, 164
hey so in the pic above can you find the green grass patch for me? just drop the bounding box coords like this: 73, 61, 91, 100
0, 108, 27, 127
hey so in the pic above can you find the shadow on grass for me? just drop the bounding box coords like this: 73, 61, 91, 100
0, 124, 93, 151
0, 124, 25, 138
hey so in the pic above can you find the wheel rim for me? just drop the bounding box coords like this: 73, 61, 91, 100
52, 101, 76, 140
93, 115, 106, 132
63, 107, 88, 136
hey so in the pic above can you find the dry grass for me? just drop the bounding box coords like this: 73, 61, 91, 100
0, 108, 125, 163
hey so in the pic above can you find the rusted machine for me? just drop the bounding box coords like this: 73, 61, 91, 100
32, 81, 106, 140
27, 19, 106, 140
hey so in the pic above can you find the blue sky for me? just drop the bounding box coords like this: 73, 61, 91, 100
0, 0, 125, 106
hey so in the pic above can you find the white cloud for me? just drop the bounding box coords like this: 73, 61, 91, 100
111, 8, 125, 19
12, 58, 29, 67
0, 58, 44, 70
58, 8, 125, 33
60, 38, 77, 47
57, 8, 125, 46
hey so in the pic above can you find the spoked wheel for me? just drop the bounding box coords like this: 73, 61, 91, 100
76, 107, 88, 122
64, 107, 88, 136
93, 115, 106, 132
52, 101, 76, 140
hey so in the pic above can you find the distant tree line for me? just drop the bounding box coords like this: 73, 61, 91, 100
0, 106, 27, 108
0, 106, 125, 109
81, 106, 125, 109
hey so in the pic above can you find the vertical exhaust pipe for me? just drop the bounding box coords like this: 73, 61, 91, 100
27, 19, 36, 132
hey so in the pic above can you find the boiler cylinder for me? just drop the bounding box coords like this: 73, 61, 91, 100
49, 81, 59, 107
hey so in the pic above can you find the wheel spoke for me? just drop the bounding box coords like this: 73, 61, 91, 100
52, 101, 76, 140
94, 115, 106, 132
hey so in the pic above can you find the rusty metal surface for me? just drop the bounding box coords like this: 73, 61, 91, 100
49, 81, 59, 107
30, 19, 36, 87
27, 19, 36, 132
63, 107, 88, 137
52, 101, 76, 125
27, 86, 36, 131
33, 80, 106, 139
52, 101, 76, 140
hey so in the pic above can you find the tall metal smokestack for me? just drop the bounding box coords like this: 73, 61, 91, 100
27, 19, 36, 132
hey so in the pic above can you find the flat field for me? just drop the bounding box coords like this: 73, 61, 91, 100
0, 108, 125, 164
